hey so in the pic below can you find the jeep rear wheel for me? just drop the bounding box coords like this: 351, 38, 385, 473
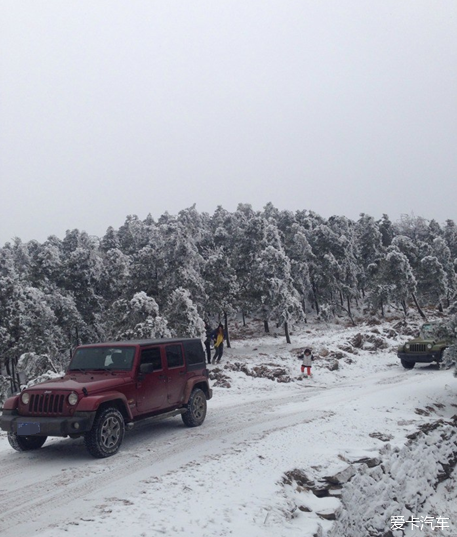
401, 359, 415, 369
84, 407, 125, 458
182, 388, 207, 427
8, 432, 47, 451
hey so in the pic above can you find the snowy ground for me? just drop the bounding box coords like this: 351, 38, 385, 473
1, 317, 457, 537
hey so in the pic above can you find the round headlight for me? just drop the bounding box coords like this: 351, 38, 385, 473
21, 392, 30, 405
405, 343, 410, 350
68, 392, 78, 406
427, 343, 432, 350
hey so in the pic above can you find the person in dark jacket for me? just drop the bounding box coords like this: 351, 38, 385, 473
211, 323, 225, 364
204, 321, 212, 364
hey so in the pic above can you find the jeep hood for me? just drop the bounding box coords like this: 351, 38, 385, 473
407, 337, 450, 345
25, 375, 130, 394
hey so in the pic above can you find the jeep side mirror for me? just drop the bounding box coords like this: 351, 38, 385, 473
139, 363, 154, 375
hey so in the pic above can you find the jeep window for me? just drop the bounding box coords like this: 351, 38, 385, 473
140, 347, 162, 370
70, 347, 135, 371
165, 345, 184, 368
185, 341, 205, 365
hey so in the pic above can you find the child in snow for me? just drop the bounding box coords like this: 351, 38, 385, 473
299, 348, 314, 377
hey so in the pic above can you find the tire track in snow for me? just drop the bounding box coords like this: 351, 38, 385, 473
0, 390, 326, 535
0, 366, 432, 536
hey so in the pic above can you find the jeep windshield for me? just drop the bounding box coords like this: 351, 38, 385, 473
69, 347, 135, 371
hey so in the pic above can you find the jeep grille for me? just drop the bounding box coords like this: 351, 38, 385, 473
410, 344, 427, 353
28, 393, 65, 415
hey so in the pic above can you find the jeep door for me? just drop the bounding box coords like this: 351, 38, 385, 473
136, 346, 168, 413
164, 343, 186, 406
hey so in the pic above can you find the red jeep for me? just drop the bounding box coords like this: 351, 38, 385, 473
0, 338, 212, 458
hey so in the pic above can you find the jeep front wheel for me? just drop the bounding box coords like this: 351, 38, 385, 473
182, 388, 207, 427
401, 359, 415, 369
8, 432, 47, 451
84, 407, 125, 458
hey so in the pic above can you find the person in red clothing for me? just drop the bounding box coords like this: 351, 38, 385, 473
299, 348, 314, 377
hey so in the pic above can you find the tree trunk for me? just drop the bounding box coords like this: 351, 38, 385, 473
401, 299, 408, 317
311, 281, 320, 316
285, 321, 291, 344
242, 311, 246, 326
11, 358, 19, 393
223, 311, 231, 349
411, 293, 427, 320
380, 298, 385, 318
264, 320, 270, 333
346, 296, 355, 326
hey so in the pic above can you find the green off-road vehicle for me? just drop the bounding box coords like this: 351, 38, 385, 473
397, 321, 456, 370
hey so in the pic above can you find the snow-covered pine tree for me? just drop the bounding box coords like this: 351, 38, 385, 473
284, 223, 313, 318
99, 248, 132, 301
378, 214, 394, 248
416, 256, 448, 310
165, 287, 205, 338
383, 246, 417, 316
229, 208, 266, 324
107, 291, 170, 340
203, 248, 239, 347
355, 214, 385, 300
443, 219, 457, 260
432, 237, 456, 308
156, 217, 207, 312
250, 244, 304, 342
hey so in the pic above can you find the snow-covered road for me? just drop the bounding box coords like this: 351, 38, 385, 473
1, 322, 456, 537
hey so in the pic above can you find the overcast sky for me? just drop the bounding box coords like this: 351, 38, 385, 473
1, 1, 456, 245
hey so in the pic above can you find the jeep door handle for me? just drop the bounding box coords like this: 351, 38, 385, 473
159, 374, 167, 381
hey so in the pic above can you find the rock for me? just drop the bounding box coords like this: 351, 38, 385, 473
383, 328, 398, 339
316, 510, 337, 521
326, 360, 339, 371
364, 335, 388, 350
338, 344, 354, 353
226, 362, 291, 383
352, 457, 382, 468
323, 465, 356, 485
283, 469, 315, 488
351, 333, 364, 348
369, 432, 393, 442
209, 369, 232, 388
311, 485, 331, 498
